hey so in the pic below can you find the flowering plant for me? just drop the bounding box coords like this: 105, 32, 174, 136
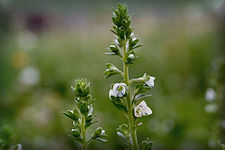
104, 4, 155, 150
63, 79, 107, 150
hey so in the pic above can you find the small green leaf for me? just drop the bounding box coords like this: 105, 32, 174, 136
104, 63, 123, 78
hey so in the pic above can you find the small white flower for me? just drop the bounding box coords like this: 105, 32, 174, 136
146, 76, 155, 88
128, 54, 134, 59
109, 83, 126, 99
17, 144, 23, 150
134, 101, 152, 117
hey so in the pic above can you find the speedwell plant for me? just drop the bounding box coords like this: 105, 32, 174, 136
63, 79, 107, 150
104, 4, 155, 150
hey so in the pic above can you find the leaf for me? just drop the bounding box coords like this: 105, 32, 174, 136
135, 83, 150, 95
110, 96, 127, 113
94, 137, 107, 142
105, 52, 117, 55
135, 94, 151, 101
140, 138, 153, 150
116, 124, 131, 147
104, 63, 123, 78
70, 128, 83, 144
63, 110, 79, 121
133, 45, 142, 49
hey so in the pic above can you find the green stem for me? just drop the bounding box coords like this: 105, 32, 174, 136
81, 114, 87, 150
123, 40, 139, 150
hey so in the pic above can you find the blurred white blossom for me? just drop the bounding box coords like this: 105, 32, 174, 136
205, 104, 218, 113
18, 31, 37, 51
205, 88, 216, 102
19, 66, 40, 86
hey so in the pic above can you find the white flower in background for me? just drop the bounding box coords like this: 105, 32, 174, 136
128, 54, 134, 59
134, 101, 152, 117
17, 144, 23, 150
145, 76, 155, 88
19, 66, 40, 86
205, 88, 216, 102
205, 104, 218, 113
109, 83, 126, 98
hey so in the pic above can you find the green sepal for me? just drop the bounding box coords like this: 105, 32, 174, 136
91, 127, 107, 142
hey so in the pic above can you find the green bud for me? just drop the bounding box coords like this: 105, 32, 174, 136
91, 127, 107, 142
140, 138, 153, 150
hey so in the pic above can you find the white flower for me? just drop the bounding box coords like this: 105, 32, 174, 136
134, 101, 152, 117
17, 144, 23, 150
128, 54, 134, 59
109, 83, 126, 98
145, 76, 155, 88
205, 88, 216, 102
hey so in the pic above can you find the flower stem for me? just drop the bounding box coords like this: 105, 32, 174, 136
81, 114, 87, 150
123, 40, 139, 150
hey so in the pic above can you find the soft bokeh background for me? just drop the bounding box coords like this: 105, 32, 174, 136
0, 0, 225, 150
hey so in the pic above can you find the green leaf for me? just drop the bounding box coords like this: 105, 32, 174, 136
133, 44, 142, 49
104, 63, 123, 78
105, 52, 117, 55
140, 138, 153, 150
110, 96, 127, 113
70, 128, 83, 143
135, 83, 150, 95
135, 94, 151, 101
116, 124, 131, 147
63, 110, 79, 121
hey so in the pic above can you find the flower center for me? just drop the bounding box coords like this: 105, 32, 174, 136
118, 85, 123, 92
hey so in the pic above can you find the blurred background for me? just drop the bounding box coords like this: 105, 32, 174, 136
0, 0, 225, 150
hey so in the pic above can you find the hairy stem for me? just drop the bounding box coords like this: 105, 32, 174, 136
123, 40, 139, 150
81, 114, 87, 150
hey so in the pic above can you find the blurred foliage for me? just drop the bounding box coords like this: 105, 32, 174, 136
0, 0, 224, 150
